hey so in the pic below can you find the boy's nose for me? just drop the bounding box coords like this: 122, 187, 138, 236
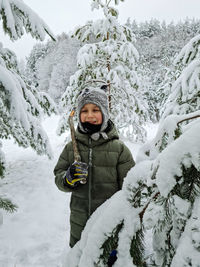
87, 111, 94, 117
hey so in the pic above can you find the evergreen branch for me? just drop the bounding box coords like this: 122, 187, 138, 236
166, 225, 174, 257
71, 25, 89, 38
44, 28, 56, 42
0, 197, 18, 213
139, 191, 160, 223
99, 222, 123, 265
0, 162, 5, 177
172, 165, 200, 202
177, 114, 200, 126
187, 170, 197, 202
128, 183, 146, 208
130, 228, 147, 267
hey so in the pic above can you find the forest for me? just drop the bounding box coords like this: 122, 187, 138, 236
0, 0, 200, 266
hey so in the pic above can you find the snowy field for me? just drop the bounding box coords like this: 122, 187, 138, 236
0, 115, 157, 267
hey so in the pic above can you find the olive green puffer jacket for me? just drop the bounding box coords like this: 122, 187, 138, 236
54, 122, 135, 247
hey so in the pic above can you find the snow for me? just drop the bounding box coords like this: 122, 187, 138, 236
0, 65, 31, 132
66, 110, 199, 266
154, 119, 200, 197
59, 0, 147, 142
0, 43, 53, 158
1, 107, 200, 266
1, 0, 200, 264
64, 190, 140, 267
0, 0, 55, 41
174, 34, 200, 65
171, 197, 200, 266
63, 124, 157, 267
0, 115, 69, 266
0, 115, 150, 266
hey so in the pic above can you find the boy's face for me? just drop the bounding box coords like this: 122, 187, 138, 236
80, 103, 103, 125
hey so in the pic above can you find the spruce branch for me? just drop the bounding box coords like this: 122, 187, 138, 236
166, 225, 175, 257
44, 28, 56, 42
0, 197, 18, 213
172, 165, 200, 202
98, 222, 123, 265
0, 162, 5, 178
139, 191, 160, 223
130, 228, 147, 267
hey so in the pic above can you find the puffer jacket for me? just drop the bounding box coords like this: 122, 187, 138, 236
54, 122, 135, 247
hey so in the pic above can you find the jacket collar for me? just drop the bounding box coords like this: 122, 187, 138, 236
75, 120, 119, 147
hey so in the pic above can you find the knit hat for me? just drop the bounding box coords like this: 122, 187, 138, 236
77, 85, 110, 140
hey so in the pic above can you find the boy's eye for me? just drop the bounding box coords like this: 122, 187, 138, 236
81, 110, 87, 113
94, 109, 100, 112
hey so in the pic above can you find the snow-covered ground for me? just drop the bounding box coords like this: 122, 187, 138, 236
0, 115, 157, 267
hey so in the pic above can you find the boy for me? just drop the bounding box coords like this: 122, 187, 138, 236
54, 86, 135, 248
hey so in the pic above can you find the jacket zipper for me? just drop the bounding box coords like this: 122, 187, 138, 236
88, 138, 92, 217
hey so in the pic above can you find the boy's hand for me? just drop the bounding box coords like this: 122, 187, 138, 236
65, 161, 88, 187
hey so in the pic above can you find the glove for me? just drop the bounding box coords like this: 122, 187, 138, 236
107, 250, 117, 267
65, 161, 88, 187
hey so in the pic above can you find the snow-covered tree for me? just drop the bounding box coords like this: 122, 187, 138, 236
156, 65, 182, 119
137, 62, 161, 122
129, 18, 200, 121
25, 33, 80, 104
25, 43, 50, 88
37, 33, 80, 103
0, 0, 55, 41
161, 34, 200, 119
64, 34, 200, 266
0, 0, 56, 212
63, 111, 200, 267
59, 0, 148, 141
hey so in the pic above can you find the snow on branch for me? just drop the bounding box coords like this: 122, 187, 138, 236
72, 17, 134, 43
65, 191, 141, 267
64, 110, 200, 266
170, 197, 200, 267
0, 0, 56, 41
137, 111, 200, 164
174, 34, 200, 65
177, 113, 200, 126
162, 59, 200, 119
59, 0, 147, 142
0, 64, 53, 158
153, 120, 200, 197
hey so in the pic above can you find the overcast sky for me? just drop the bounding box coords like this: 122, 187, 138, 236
1, 0, 200, 60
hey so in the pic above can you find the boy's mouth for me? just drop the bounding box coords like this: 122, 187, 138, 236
87, 120, 97, 124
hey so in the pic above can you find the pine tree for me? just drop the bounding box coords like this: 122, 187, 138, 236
64, 112, 200, 267
0, 0, 56, 212
145, 32, 200, 267
161, 34, 200, 119
0, 0, 55, 41
64, 34, 200, 267
36, 33, 80, 103
25, 43, 50, 88
58, 0, 148, 141
131, 19, 200, 122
